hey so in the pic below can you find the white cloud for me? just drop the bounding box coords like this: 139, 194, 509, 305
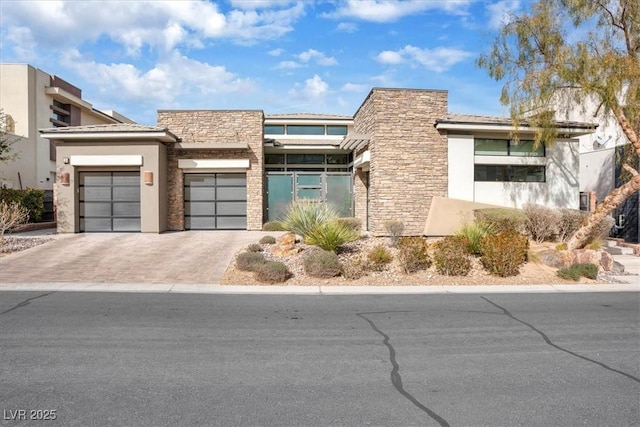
229, 0, 297, 10
4, 26, 37, 61
324, 0, 472, 23
288, 74, 329, 102
268, 48, 285, 56
60, 49, 255, 108
341, 83, 368, 93
336, 22, 358, 33
376, 45, 473, 72
298, 49, 337, 66
275, 60, 301, 69
0, 0, 306, 57
486, 0, 521, 30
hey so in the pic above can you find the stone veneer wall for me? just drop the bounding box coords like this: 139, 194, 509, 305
157, 110, 264, 230
353, 89, 448, 236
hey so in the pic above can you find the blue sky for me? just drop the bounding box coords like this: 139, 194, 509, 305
0, 0, 522, 125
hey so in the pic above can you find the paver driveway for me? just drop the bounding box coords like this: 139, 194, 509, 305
0, 231, 281, 284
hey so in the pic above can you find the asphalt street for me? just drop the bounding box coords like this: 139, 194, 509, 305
1, 292, 639, 426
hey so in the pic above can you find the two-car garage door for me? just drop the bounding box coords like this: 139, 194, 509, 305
184, 173, 247, 230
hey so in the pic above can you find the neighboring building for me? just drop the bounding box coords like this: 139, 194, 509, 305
0, 63, 134, 190
42, 88, 594, 235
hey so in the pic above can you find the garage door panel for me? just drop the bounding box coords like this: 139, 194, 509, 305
216, 187, 245, 201
81, 173, 112, 185
185, 202, 216, 216
186, 217, 217, 230
185, 175, 216, 186
112, 202, 140, 217
81, 187, 112, 201
112, 173, 140, 185
82, 202, 112, 217
113, 186, 140, 201
216, 216, 247, 229
113, 218, 141, 232
81, 218, 112, 232
185, 187, 214, 201
217, 202, 246, 215
217, 174, 246, 186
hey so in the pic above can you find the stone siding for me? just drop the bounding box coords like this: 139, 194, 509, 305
354, 89, 448, 236
158, 110, 264, 230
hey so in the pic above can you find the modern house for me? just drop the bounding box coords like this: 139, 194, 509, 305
0, 63, 134, 191
41, 88, 595, 235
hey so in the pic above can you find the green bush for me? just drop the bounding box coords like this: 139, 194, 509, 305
303, 249, 342, 278
254, 260, 290, 283
0, 187, 45, 222
304, 220, 359, 253
454, 221, 495, 255
259, 235, 277, 245
523, 204, 561, 243
280, 200, 338, 239
397, 236, 432, 273
479, 230, 529, 277
557, 263, 598, 281
367, 245, 393, 271
432, 236, 472, 276
384, 220, 404, 247
336, 217, 362, 232
236, 252, 266, 272
247, 243, 263, 252
263, 221, 285, 231
474, 208, 528, 234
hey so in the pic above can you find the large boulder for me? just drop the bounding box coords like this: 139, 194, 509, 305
269, 232, 299, 257
538, 249, 574, 269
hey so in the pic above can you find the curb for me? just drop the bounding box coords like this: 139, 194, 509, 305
1, 282, 638, 295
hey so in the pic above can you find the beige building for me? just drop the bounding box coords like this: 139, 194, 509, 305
0, 63, 133, 190
41, 88, 595, 235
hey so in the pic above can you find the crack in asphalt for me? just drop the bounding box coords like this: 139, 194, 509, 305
357, 311, 450, 427
0, 292, 54, 316
480, 296, 640, 385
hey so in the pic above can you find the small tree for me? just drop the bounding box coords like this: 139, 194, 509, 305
478, 0, 640, 250
0, 201, 29, 241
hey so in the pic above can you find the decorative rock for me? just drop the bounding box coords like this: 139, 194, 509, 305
599, 250, 614, 272
537, 249, 574, 269
269, 232, 299, 257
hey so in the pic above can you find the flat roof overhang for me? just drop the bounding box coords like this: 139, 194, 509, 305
40, 131, 178, 143
435, 121, 597, 137
339, 134, 370, 151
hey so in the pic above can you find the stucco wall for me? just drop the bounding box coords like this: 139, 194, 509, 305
157, 110, 264, 230
55, 142, 168, 233
353, 88, 448, 236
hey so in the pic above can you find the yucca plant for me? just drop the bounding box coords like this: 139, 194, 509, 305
280, 200, 338, 239
304, 220, 359, 253
454, 221, 495, 255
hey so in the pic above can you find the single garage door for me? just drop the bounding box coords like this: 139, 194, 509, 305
184, 173, 247, 230
79, 171, 141, 232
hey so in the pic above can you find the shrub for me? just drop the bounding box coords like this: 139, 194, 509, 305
254, 261, 290, 283
556, 242, 568, 251
259, 235, 276, 245
367, 245, 393, 271
384, 220, 404, 247
304, 220, 359, 253
557, 209, 586, 242
336, 217, 362, 232
523, 204, 561, 243
263, 221, 285, 231
280, 200, 338, 239
0, 188, 46, 222
454, 221, 495, 255
0, 200, 29, 238
557, 263, 598, 281
474, 208, 528, 234
586, 238, 602, 250
397, 236, 431, 273
479, 230, 529, 277
235, 252, 266, 272
432, 236, 472, 276
303, 249, 342, 278
247, 243, 263, 252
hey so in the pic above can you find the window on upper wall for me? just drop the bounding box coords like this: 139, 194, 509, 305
474, 165, 546, 182
286, 125, 325, 135
474, 138, 545, 157
264, 125, 285, 135
327, 125, 348, 136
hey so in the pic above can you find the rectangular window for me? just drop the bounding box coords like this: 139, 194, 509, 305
264, 125, 285, 135
326, 153, 350, 164
286, 125, 325, 135
475, 138, 544, 157
265, 153, 285, 164
474, 165, 545, 182
287, 154, 325, 164
327, 125, 348, 136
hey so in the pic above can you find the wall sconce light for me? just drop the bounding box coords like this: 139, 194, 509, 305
60, 172, 70, 186
144, 171, 153, 185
